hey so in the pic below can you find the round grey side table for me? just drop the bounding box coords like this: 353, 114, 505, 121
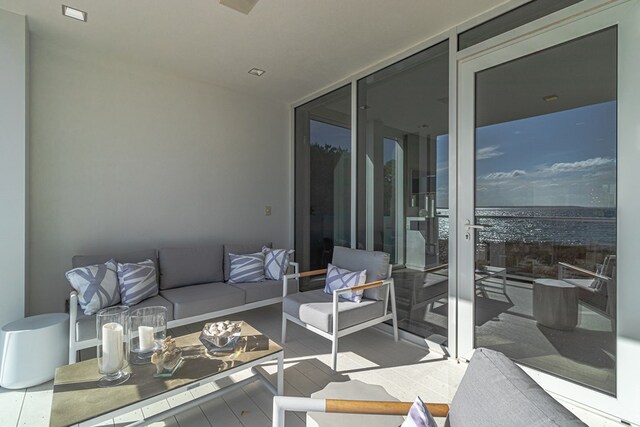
532, 279, 578, 330
0, 313, 69, 389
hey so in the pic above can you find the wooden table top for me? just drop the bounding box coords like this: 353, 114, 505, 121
50, 322, 281, 427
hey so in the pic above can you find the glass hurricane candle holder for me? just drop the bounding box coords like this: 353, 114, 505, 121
130, 306, 167, 364
96, 306, 130, 387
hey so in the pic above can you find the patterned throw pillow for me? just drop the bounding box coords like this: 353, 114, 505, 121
401, 396, 437, 427
262, 246, 294, 280
228, 252, 266, 284
117, 259, 159, 306
65, 259, 121, 315
324, 263, 367, 303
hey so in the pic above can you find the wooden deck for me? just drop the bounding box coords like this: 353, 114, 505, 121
0, 304, 624, 426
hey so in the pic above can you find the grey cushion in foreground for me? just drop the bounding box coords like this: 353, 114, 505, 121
223, 242, 272, 281
75, 295, 174, 341
332, 246, 390, 301
449, 348, 587, 426
283, 289, 384, 333
160, 282, 245, 319
229, 279, 298, 304
158, 245, 224, 290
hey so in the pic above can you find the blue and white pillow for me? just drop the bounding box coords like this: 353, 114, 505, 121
228, 252, 266, 284
65, 259, 121, 315
324, 263, 366, 303
262, 246, 294, 280
401, 396, 437, 427
117, 259, 159, 306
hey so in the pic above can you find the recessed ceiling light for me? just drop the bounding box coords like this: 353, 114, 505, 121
62, 5, 87, 22
359, 105, 370, 110
248, 68, 266, 77
543, 94, 559, 102
418, 124, 430, 129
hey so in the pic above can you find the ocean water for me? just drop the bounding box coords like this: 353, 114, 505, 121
437, 206, 617, 247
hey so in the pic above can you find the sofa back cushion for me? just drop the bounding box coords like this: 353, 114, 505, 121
448, 348, 587, 426
72, 249, 158, 270
332, 246, 390, 301
223, 242, 272, 281
158, 245, 224, 289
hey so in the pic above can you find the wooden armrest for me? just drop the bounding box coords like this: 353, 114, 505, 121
298, 268, 328, 278
326, 399, 449, 418
558, 262, 610, 281
336, 280, 385, 294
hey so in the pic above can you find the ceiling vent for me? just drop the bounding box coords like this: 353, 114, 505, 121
220, 0, 260, 15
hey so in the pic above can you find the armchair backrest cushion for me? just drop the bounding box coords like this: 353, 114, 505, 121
158, 245, 223, 289
332, 246, 390, 301
448, 348, 586, 426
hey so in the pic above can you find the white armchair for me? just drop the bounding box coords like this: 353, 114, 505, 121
281, 247, 398, 371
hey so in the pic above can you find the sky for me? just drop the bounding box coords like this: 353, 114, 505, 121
309, 100, 617, 210
437, 101, 617, 208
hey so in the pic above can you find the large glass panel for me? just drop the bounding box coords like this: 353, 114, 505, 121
357, 41, 450, 342
295, 86, 351, 283
458, 0, 582, 51
473, 28, 617, 395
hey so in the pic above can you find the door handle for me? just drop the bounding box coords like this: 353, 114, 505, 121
464, 220, 488, 230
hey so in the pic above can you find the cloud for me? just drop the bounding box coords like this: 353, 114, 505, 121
476, 145, 504, 160
540, 157, 615, 174
482, 169, 527, 180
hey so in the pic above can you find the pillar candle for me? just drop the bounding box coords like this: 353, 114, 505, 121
138, 326, 155, 352
102, 322, 124, 374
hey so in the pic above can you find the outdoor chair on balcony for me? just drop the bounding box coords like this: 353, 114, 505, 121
281, 246, 399, 371
559, 254, 616, 320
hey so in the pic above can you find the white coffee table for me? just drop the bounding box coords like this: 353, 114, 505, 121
50, 321, 283, 427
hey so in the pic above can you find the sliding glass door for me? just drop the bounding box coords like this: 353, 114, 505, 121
458, 1, 640, 418
294, 86, 352, 279
357, 41, 451, 343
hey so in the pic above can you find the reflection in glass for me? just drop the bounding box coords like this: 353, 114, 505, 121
473, 28, 617, 395
294, 86, 351, 276
357, 40, 450, 342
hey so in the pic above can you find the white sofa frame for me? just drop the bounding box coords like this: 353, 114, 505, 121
281, 265, 398, 371
68, 262, 300, 364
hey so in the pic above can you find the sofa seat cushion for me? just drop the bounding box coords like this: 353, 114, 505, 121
160, 282, 245, 320
229, 279, 298, 304
75, 295, 174, 341
159, 245, 224, 290
448, 348, 587, 426
283, 289, 384, 333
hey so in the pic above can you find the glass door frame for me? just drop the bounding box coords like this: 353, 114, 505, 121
456, 1, 640, 422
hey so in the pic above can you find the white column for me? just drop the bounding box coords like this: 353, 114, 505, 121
0, 8, 28, 330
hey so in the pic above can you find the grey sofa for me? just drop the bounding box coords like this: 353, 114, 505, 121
272, 348, 587, 426
68, 242, 298, 363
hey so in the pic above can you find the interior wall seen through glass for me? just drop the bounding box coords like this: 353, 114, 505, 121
356, 40, 450, 342
294, 85, 351, 280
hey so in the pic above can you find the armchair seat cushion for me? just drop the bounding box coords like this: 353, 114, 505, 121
283, 289, 384, 333
160, 282, 245, 319
229, 279, 298, 304
75, 295, 174, 341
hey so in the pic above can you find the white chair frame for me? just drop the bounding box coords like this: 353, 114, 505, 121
281, 265, 399, 371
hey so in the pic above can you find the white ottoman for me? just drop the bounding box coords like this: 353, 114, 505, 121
0, 313, 69, 389
307, 379, 405, 427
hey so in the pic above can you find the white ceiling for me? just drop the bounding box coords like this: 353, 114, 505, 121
0, 0, 508, 103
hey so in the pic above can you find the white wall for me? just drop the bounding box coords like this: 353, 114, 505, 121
29, 37, 291, 315
0, 9, 27, 327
